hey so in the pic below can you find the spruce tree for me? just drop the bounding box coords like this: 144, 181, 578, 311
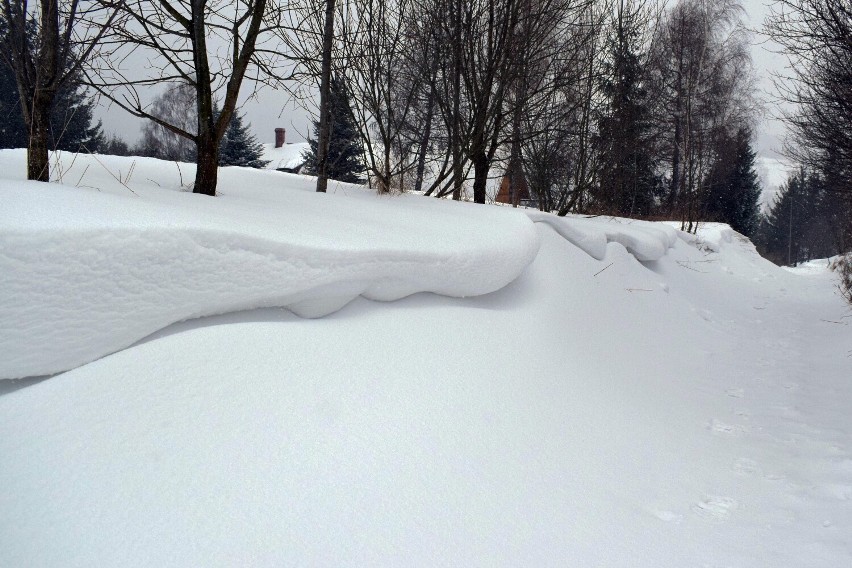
219, 111, 269, 168
595, 9, 660, 217
757, 170, 805, 265
302, 75, 366, 184
703, 127, 762, 237
0, 63, 104, 152
755, 169, 840, 265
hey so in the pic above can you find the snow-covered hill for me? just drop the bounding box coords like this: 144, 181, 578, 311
1, 151, 850, 566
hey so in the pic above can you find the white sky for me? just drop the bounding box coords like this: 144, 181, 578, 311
94, 0, 792, 159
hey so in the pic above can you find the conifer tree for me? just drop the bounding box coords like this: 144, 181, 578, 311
595, 2, 660, 217
302, 75, 366, 184
756, 168, 840, 265
0, 64, 104, 152
703, 127, 762, 237
219, 111, 269, 168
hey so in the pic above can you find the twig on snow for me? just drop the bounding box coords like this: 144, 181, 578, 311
594, 263, 614, 277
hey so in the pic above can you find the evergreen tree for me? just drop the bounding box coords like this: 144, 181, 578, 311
302, 75, 366, 184
0, 63, 104, 152
594, 5, 661, 217
101, 135, 132, 157
756, 168, 840, 265
756, 170, 805, 265
703, 127, 762, 237
219, 111, 269, 168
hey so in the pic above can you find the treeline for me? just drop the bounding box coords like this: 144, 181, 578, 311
757, 0, 851, 286
0, 0, 759, 225
0, 65, 268, 168
289, 0, 761, 234
756, 169, 848, 266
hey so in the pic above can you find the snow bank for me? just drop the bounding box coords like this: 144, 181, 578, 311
3, 210, 851, 567
0, 151, 538, 379
526, 210, 678, 261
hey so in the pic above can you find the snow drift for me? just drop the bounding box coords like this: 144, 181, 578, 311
0, 150, 540, 378
0, 151, 692, 379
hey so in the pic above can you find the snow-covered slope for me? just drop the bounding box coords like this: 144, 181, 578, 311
1, 151, 851, 566
0, 150, 538, 378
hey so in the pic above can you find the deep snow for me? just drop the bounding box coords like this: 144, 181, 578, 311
0, 149, 537, 378
1, 151, 851, 566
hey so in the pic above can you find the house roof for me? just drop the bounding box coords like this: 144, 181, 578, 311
260, 142, 310, 171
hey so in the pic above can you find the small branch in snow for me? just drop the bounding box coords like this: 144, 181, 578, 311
175, 161, 184, 189
819, 319, 847, 325
594, 263, 614, 277
75, 164, 90, 188
676, 260, 708, 273
626, 288, 654, 293
88, 154, 138, 196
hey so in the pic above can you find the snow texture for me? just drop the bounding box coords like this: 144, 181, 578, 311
526, 210, 678, 261
2, 150, 852, 567
0, 150, 538, 378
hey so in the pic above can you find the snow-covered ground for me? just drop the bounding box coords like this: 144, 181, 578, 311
1, 150, 851, 566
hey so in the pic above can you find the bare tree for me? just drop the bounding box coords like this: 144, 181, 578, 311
0, 0, 119, 181
648, 0, 753, 230
766, 0, 852, 210
86, 0, 289, 196
339, 0, 422, 193
137, 83, 196, 162
315, 0, 336, 193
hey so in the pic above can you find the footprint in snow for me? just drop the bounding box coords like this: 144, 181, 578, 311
733, 408, 751, 420
652, 510, 683, 524
818, 484, 852, 501
726, 388, 745, 398
692, 496, 738, 521
732, 458, 762, 476
708, 419, 746, 436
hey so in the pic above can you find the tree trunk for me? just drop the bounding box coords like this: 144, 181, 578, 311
193, 136, 219, 196
508, 97, 524, 207
25, 96, 53, 182
414, 82, 435, 194
316, 0, 336, 193
472, 151, 489, 204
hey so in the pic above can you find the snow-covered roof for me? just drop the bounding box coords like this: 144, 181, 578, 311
260, 142, 310, 171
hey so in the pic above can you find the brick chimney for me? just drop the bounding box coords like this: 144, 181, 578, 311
274, 128, 286, 148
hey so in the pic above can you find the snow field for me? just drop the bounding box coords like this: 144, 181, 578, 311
1, 150, 851, 566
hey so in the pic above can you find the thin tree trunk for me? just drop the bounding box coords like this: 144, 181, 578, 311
25, 97, 53, 182
450, 0, 463, 201
414, 82, 436, 194
316, 0, 336, 193
508, 122, 523, 207
190, 0, 217, 195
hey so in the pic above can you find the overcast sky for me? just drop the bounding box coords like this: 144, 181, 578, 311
94, 0, 793, 159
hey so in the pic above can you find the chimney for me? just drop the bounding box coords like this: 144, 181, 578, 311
275, 128, 286, 148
